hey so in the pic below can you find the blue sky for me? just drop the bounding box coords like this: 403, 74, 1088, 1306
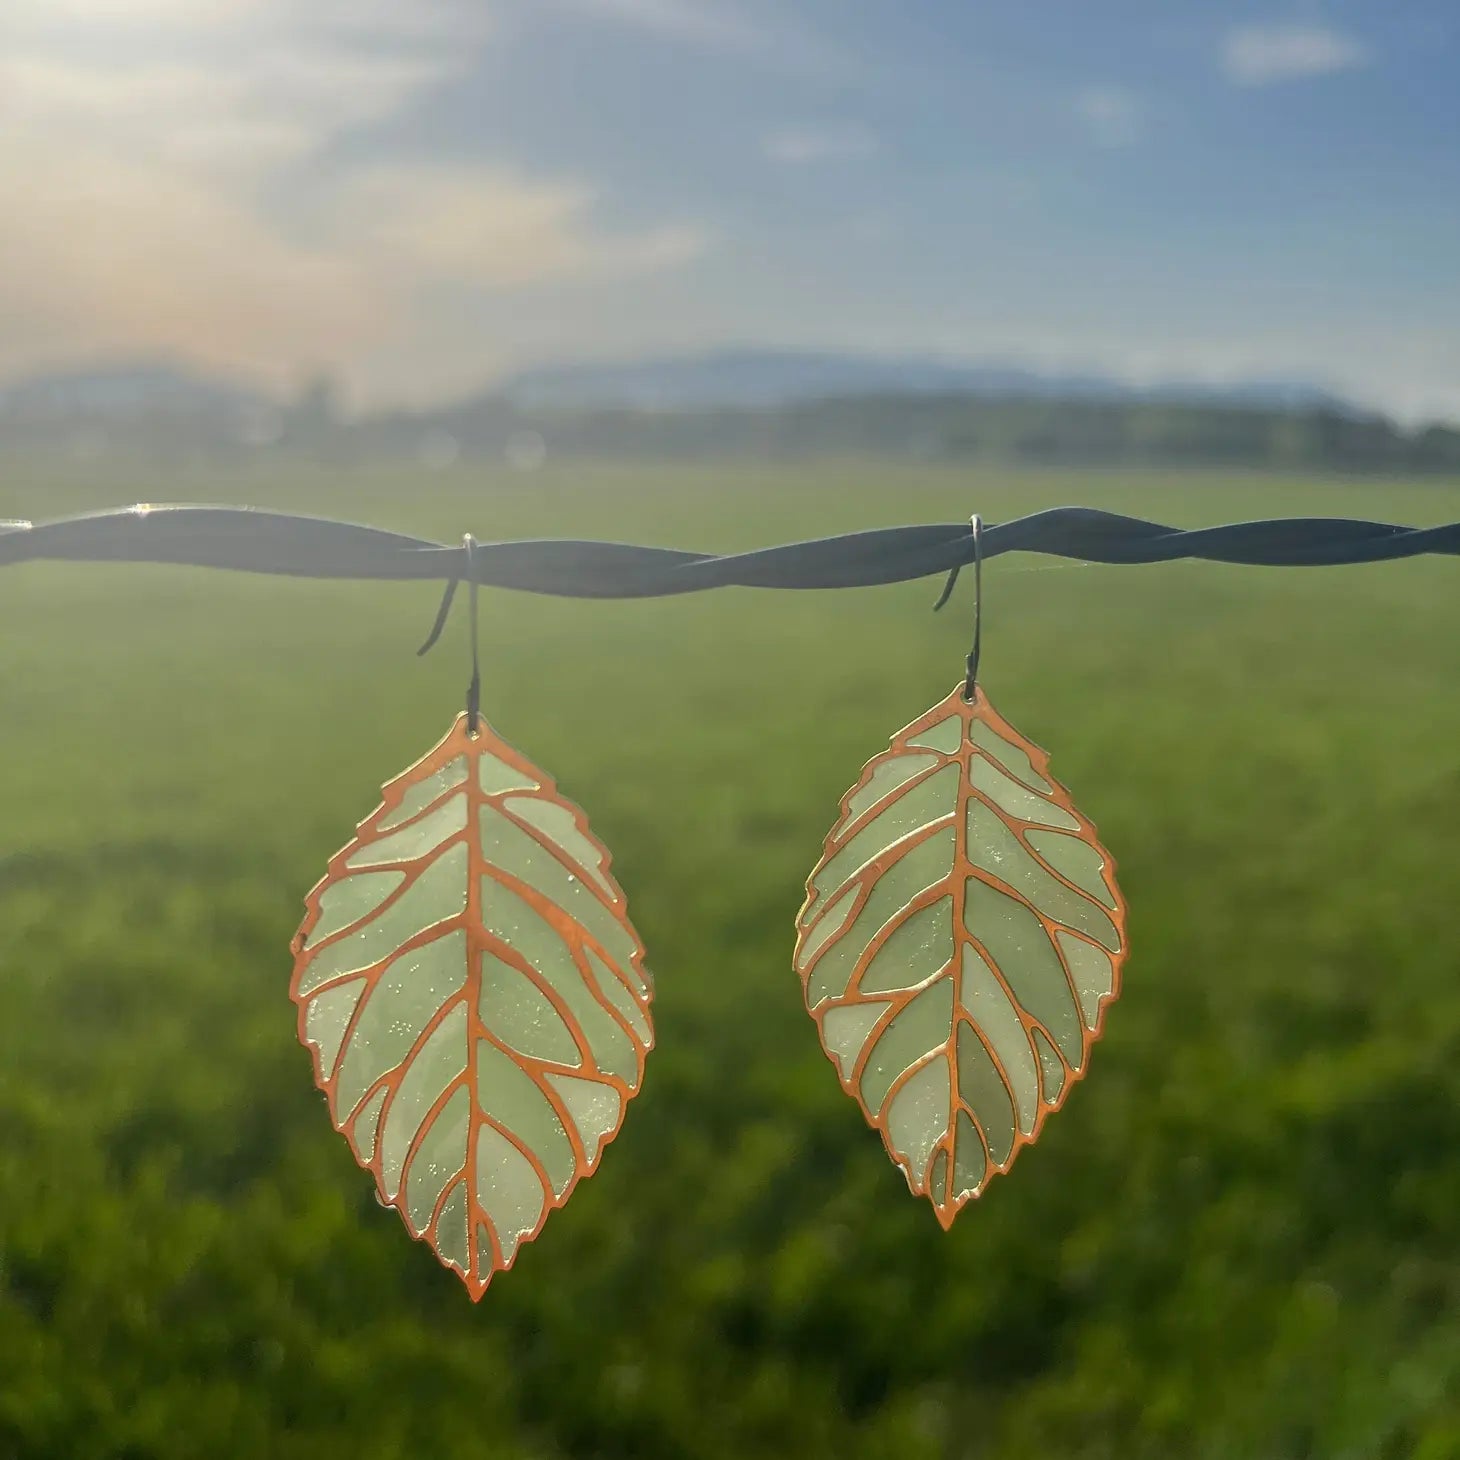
2, 0, 1457, 419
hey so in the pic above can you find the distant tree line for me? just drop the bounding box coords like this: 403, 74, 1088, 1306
6, 384, 1460, 473
387, 394, 1460, 473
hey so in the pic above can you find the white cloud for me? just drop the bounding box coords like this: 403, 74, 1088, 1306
291, 0, 495, 43
1075, 87, 1142, 147
0, 126, 705, 380
0, 1, 706, 400
764, 124, 881, 165
0, 134, 380, 388
4, 0, 250, 20
0, 53, 449, 177
326, 166, 707, 288
1221, 23, 1369, 86
3, 0, 491, 36
558, 0, 764, 49
0, 1, 486, 176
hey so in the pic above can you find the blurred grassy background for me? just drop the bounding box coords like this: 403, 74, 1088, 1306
2, 461, 1459, 1459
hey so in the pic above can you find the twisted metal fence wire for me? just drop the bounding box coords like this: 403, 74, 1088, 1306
2, 503, 1459, 599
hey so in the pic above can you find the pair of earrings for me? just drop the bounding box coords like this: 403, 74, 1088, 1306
289, 522, 1128, 1299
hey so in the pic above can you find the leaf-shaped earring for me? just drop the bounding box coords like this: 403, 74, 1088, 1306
291, 542, 653, 1298
794, 517, 1127, 1228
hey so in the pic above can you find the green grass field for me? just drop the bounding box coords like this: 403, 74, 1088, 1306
3, 460, 1459, 1459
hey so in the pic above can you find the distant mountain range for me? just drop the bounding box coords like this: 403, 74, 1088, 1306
500, 348, 1355, 415
0, 350, 1359, 424
0, 361, 265, 420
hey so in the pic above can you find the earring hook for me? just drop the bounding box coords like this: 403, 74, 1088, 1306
417, 534, 482, 733
932, 514, 984, 701
964, 515, 983, 700
464, 536, 481, 734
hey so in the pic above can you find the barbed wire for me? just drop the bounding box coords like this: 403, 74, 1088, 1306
2, 502, 1458, 599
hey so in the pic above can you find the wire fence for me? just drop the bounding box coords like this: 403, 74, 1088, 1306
2, 502, 1459, 599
